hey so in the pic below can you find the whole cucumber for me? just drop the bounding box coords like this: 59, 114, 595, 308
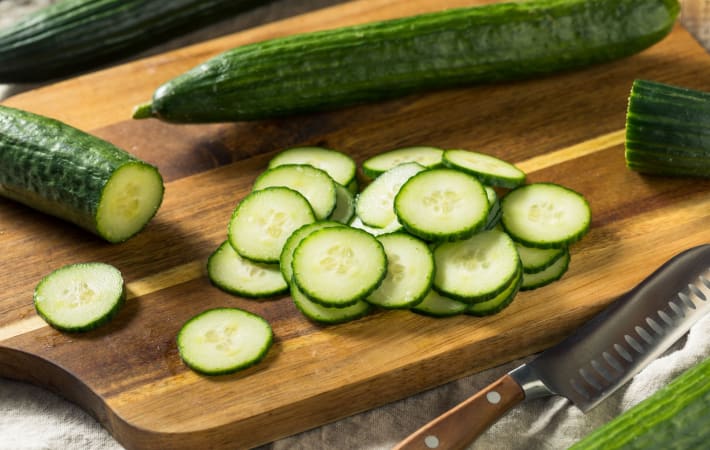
0, 0, 267, 83
0, 105, 164, 243
134, 0, 680, 123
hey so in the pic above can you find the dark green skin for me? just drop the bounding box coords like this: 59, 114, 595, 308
143, 0, 680, 123
0, 0, 267, 82
0, 104, 158, 242
625, 79, 710, 178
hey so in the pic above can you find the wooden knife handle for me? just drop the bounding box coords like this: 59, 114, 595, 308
393, 374, 524, 450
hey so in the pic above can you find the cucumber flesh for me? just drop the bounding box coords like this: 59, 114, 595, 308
433, 229, 519, 302
466, 267, 522, 316
411, 289, 467, 317
177, 307, 273, 375
443, 149, 526, 188
394, 168, 489, 241
228, 187, 315, 263
349, 215, 403, 236
521, 248, 570, 290
516, 242, 566, 274
291, 283, 371, 324
268, 146, 357, 187
96, 162, 165, 243
279, 221, 343, 286
501, 183, 591, 248
355, 162, 425, 228
253, 164, 336, 220
362, 146, 443, 179
207, 241, 288, 298
366, 233, 434, 309
328, 182, 355, 224
292, 227, 387, 307
33, 262, 125, 332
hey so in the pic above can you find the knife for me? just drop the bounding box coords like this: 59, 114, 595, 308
394, 243, 710, 450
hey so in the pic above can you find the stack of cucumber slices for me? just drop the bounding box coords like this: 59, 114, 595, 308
207, 145, 591, 325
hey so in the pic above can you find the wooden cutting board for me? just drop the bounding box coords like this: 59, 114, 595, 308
2, 1, 709, 448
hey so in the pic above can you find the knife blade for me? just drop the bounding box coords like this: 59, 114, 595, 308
394, 244, 710, 450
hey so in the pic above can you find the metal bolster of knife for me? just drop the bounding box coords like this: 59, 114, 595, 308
509, 244, 710, 408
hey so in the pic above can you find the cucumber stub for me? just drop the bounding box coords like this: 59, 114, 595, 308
177, 308, 273, 375
33, 262, 126, 332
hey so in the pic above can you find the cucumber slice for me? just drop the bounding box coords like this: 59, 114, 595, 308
366, 233, 434, 309
207, 241, 288, 298
228, 187, 315, 263
349, 216, 403, 236
466, 267, 522, 316
484, 186, 502, 230
411, 289, 467, 317
291, 284, 371, 324
394, 168, 489, 241
362, 146, 443, 179
442, 149, 526, 188
253, 164, 336, 220
292, 227, 387, 307
501, 183, 591, 248
328, 183, 355, 224
268, 146, 357, 187
33, 262, 125, 332
176, 307, 272, 375
433, 229, 519, 302
516, 242, 566, 274
521, 248, 570, 291
355, 162, 425, 228
279, 221, 343, 286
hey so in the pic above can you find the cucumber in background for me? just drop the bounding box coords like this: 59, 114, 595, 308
0, 104, 164, 243
134, 0, 680, 123
0, 0, 269, 82
625, 79, 710, 178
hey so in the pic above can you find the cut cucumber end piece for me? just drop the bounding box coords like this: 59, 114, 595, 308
443, 149, 526, 188
34, 262, 125, 332
96, 162, 164, 243
501, 183, 591, 248
292, 227, 387, 307
207, 241, 288, 298
228, 187, 316, 263
395, 168, 489, 241
177, 307, 273, 376
362, 146, 443, 179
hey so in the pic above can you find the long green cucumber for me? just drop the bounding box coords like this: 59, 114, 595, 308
570, 356, 710, 449
134, 0, 680, 123
0, 105, 164, 243
625, 79, 710, 178
0, 0, 268, 83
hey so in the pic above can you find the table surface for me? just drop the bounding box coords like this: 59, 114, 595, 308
1, 1, 709, 450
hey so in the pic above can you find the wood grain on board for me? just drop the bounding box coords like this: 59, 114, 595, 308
1, 0, 709, 448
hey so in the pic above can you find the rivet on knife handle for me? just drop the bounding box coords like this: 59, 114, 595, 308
393, 374, 524, 450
